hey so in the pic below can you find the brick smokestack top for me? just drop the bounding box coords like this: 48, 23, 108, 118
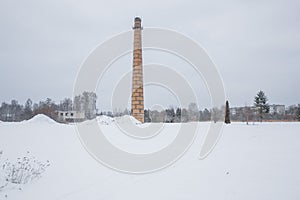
133, 17, 142, 28
131, 17, 144, 123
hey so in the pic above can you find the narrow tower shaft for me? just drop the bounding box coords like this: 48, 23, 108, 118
131, 17, 144, 123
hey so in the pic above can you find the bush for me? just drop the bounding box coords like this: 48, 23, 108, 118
0, 151, 50, 191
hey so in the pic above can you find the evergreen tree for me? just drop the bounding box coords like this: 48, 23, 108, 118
225, 100, 231, 124
254, 90, 270, 122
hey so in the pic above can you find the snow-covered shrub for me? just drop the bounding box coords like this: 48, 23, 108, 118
0, 151, 50, 191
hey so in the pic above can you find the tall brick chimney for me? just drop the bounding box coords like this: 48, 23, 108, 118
131, 17, 144, 123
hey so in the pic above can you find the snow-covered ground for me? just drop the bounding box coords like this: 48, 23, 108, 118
0, 115, 300, 199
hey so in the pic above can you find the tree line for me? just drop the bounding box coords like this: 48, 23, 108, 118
0, 92, 97, 122
0, 90, 299, 123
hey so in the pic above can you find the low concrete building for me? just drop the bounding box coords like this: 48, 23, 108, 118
58, 111, 85, 122
269, 104, 285, 115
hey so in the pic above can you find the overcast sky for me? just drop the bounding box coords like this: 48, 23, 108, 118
0, 0, 299, 110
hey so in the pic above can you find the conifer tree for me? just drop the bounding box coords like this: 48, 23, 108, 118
254, 90, 270, 122
225, 100, 231, 124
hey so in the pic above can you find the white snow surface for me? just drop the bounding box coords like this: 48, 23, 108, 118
96, 115, 141, 126
26, 114, 57, 124
96, 115, 115, 125
114, 115, 142, 125
0, 115, 300, 200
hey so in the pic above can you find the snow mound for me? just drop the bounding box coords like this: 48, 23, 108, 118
96, 115, 115, 125
115, 115, 142, 125
26, 114, 57, 124
96, 115, 141, 125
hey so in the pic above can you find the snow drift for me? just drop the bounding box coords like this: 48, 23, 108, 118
25, 114, 57, 124
96, 115, 115, 125
96, 115, 142, 125
0, 117, 300, 200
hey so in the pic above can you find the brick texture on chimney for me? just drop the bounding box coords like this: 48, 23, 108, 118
131, 17, 144, 123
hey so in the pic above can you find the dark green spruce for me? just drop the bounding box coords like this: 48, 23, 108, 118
254, 90, 270, 122
225, 100, 231, 124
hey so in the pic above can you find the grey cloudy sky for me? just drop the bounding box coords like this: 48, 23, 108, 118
0, 0, 299, 110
